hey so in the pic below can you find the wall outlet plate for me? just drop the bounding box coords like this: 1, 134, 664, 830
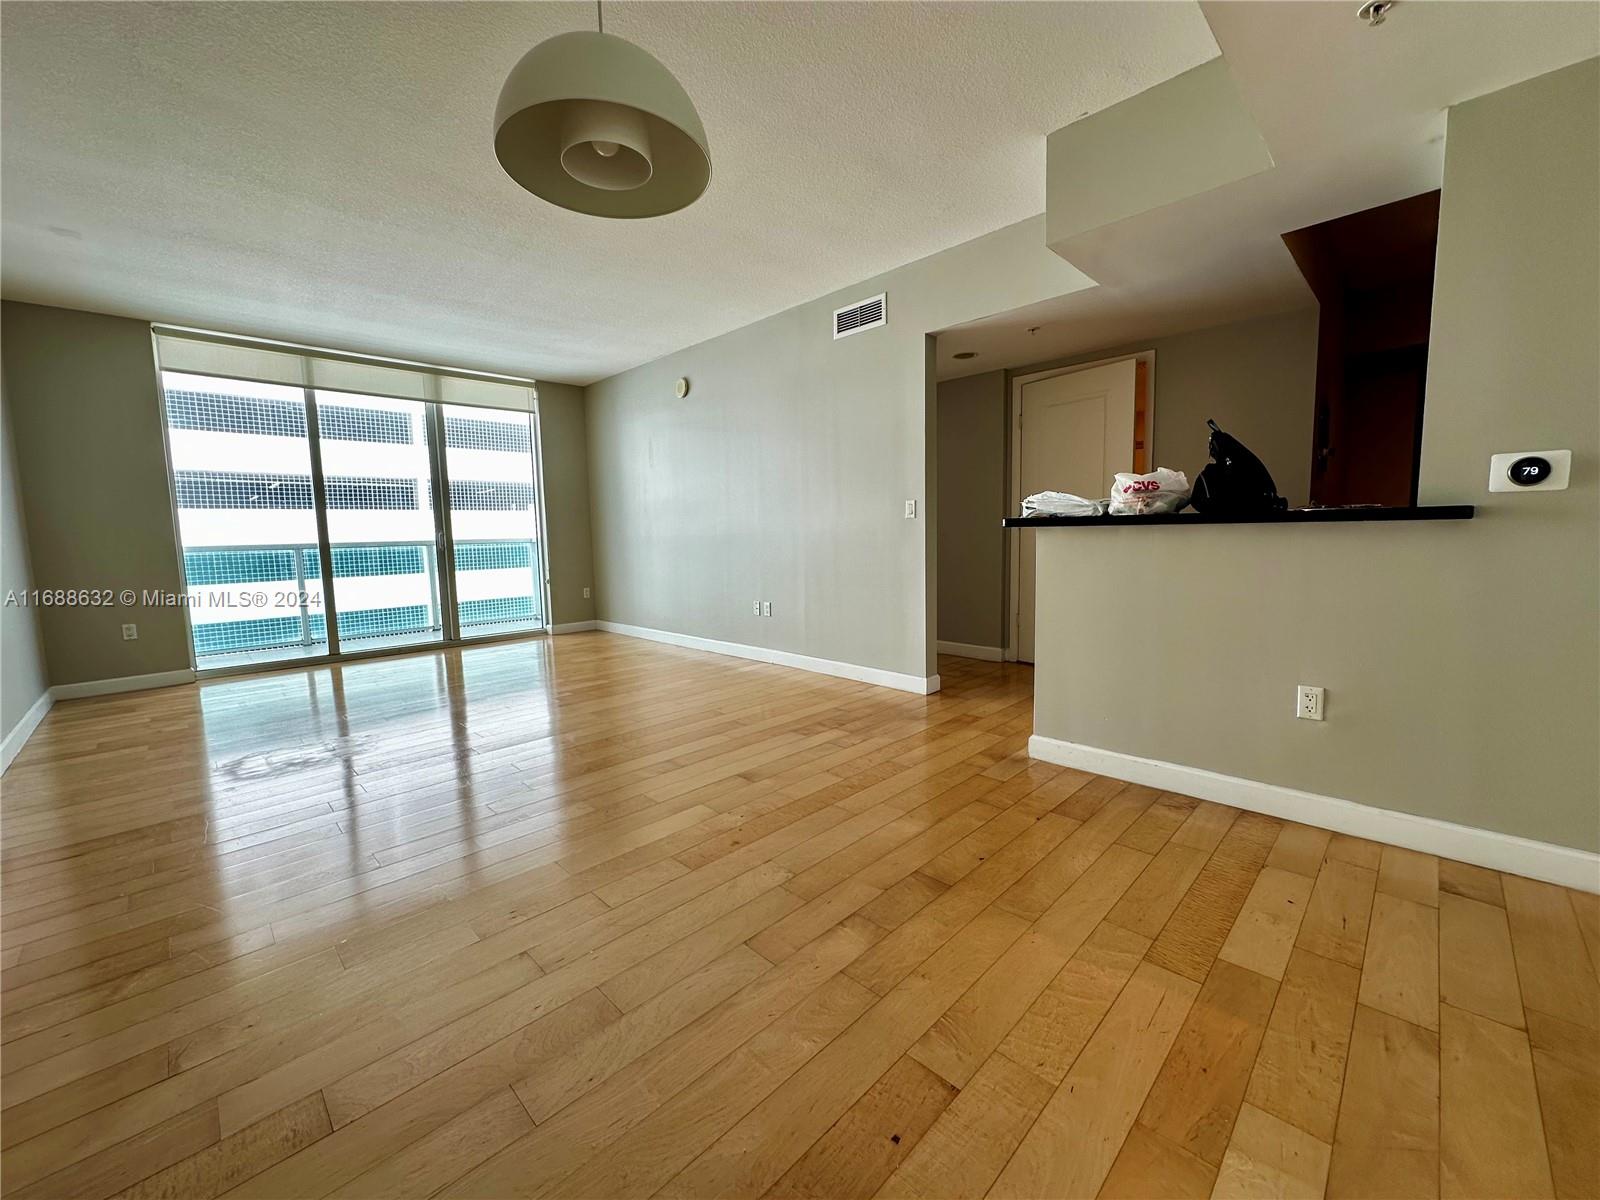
1488, 449, 1570, 492
121, 623, 138, 641
1296, 684, 1325, 721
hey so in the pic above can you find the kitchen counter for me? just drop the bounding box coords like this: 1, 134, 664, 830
1003, 505, 1474, 528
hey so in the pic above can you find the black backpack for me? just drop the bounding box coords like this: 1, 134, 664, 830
1191, 419, 1288, 514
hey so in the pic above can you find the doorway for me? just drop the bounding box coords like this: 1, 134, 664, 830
160, 371, 548, 673
1283, 190, 1439, 507
1008, 357, 1140, 662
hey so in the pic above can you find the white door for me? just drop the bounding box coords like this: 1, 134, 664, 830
1016, 359, 1137, 663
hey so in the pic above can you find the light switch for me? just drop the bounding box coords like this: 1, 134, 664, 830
904, 500, 917, 519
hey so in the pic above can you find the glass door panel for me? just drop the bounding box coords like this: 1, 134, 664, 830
161, 372, 328, 668
312, 392, 444, 652
442, 406, 544, 638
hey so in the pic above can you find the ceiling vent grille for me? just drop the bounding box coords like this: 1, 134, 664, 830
833, 293, 886, 339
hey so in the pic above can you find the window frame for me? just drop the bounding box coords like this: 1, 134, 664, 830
153, 335, 551, 677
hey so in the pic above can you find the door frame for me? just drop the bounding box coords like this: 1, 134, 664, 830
1005, 350, 1156, 662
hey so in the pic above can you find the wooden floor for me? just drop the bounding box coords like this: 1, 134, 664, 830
1, 634, 1596, 1200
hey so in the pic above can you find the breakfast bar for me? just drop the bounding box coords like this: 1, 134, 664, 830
1002, 505, 1476, 528
1009, 502, 1502, 854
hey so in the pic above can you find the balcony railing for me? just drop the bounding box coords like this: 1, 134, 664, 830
182, 538, 541, 659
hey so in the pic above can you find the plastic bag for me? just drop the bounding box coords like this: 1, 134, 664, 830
1108, 468, 1191, 516
1021, 491, 1108, 518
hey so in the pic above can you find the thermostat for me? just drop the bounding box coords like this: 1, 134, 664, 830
1488, 449, 1570, 492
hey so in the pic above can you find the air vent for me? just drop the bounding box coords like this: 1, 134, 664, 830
833, 293, 886, 339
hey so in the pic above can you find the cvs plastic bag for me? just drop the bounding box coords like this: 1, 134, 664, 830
1108, 468, 1191, 516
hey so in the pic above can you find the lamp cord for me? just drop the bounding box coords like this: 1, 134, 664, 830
596, 0, 603, 34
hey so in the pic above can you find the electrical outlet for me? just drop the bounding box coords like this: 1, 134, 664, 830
121, 623, 138, 641
1296, 684, 1325, 721
763, 601, 772, 617
753, 599, 761, 616
904, 500, 917, 519
583, 586, 591, 599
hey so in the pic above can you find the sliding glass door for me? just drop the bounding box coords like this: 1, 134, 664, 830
313, 392, 445, 653
164, 372, 330, 668
160, 372, 547, 672
442, 405, 544, 639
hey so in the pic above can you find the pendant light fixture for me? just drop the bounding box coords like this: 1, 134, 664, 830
494, 1, 711, 218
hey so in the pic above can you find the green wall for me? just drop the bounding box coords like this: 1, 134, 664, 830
935, 308, 1318, 653
1031, 59, 1600, 853
935, 370, 1007, 650
535, 381, 595, 628
1007, 307, 1320, 508
584, 215, 1094, 686
2, 302, 191, 685
1, 372, 50, 739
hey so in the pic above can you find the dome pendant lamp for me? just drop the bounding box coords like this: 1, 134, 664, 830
494, 1, 711, 218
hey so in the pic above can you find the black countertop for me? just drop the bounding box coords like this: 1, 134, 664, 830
1002, 505, 1475, 528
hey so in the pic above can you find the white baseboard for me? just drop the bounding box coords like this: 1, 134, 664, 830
1, 690, 54, 773
51, 669, 196, 701
937, 641, 1005, 662
551, 621, 597, 634
597, 621, 940, 695
1029, 734, 1600, 893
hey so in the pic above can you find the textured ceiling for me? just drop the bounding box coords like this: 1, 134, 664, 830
934, 0, 1600, 379
0, 1, 1219, 383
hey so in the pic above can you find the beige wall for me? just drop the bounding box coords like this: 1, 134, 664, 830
536, 381, 596, 628
585, 215, 1093, 684
935, 370, 1007, 649
1031, 58, 1599, 853
0, 300, 601, 684
1046, 57, 1272, 250
2, 302, 191, 686
1, 372, 50, 740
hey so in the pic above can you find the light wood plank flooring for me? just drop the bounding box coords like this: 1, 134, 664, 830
1, 633, 1595, 1199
